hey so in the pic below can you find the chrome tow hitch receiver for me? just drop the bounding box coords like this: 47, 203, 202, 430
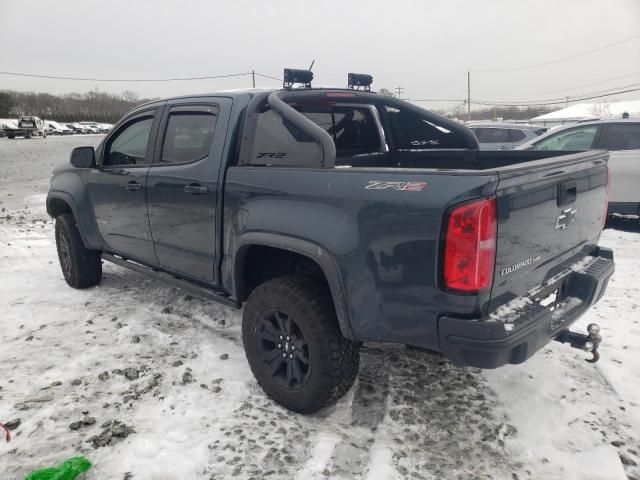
555, 323, 602, 363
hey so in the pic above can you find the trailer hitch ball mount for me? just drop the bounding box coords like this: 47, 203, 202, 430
555, 323, 602, 363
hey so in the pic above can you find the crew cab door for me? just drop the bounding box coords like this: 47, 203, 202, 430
87, 107, 161, 263
146, 97, 231, 283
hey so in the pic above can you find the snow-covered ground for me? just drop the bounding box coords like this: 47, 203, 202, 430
1, 136, 639, 480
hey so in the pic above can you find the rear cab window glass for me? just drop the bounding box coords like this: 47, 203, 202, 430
600, 123, 640, 150
298, 106, 382, 157
386, 106, 467, 149
160, 106, 219, 164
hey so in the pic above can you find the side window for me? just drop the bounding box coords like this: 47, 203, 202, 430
160, 107, 219, 164
508, 129, 526, 142
600, 124, 640, 150
386, 106, 468, 149
532, 126, 598, 151
104, 116, 154, 166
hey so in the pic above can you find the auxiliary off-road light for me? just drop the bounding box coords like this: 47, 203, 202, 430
283, 69, 313, 90
587, 323, 600, 335
348, 73, 373, 91
583, 341, 594, 352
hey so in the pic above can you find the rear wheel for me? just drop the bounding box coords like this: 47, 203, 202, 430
55, 213, 102, 288
242, 275, 360, 414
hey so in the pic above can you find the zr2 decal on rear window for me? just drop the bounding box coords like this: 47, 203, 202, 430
365, 181, 427, 191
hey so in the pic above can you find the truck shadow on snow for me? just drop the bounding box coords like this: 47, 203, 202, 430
92, 266, 524, 478
605, 215, 640, 233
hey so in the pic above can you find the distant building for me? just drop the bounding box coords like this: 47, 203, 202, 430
531, 100, 640, 127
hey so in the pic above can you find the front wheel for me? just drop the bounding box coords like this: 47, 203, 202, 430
242, 275, 360, 414
55, 213, 102, 288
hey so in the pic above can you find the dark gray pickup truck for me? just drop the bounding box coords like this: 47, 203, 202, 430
46, 76, 614, 413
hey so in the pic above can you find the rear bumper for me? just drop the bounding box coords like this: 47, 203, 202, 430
438, 247, 614, 369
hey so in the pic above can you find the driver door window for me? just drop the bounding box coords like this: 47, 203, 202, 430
532, 126, 598, 151
104, 116, 154, 166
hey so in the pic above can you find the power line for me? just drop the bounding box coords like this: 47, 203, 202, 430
254, 72, 282, 81
0, 70, 255, 82
442, 100, 468, 115
475, 33, 640, 73
474, 81, 640, 105
492, 70, 640, 98
473, 85, 640, 107
428, 73, 466, 94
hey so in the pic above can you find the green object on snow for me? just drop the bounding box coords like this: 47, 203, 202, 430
24, 457, 92, 480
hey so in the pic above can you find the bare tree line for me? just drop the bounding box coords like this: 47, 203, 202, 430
0, 90, 156, 122
0, 87, 555, 124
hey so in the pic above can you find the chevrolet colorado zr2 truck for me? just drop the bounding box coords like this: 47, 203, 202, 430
46, 71, 614, 413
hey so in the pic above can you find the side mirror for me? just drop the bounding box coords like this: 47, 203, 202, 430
70, 146, 96, 168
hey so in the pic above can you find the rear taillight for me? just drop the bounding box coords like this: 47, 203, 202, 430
602, 167, 610, 230
443, 196, 497, 292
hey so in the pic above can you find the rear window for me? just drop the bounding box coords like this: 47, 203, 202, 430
600, 123, 640, 150
299, 106, 382, 156
472, 128, 511, 143
385, 106, 468, 149
509, 129, 526, 142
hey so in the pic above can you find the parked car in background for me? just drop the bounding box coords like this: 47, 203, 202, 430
73, 123, 91, 134
517, 118, 640, 216
85, 125, 101, 134
46, 121, 73, 135
468, 122, 547, 150
97, 123, 113, 133
4, 116, 47, 139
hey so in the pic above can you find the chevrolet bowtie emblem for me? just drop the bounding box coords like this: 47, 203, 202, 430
555, 208, 577, 230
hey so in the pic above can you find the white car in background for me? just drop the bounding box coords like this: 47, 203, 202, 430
467, 122, 547, 149
517, 118, 640, 216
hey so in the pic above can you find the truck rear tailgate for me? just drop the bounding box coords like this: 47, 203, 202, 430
489, 151, 608, 310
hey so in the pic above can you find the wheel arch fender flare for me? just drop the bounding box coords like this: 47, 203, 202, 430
232, 233, 355, 340
46, 191, 101, 249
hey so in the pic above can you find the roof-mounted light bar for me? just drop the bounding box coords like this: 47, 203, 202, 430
283, 68, 313, 90
348, 73, 373, 92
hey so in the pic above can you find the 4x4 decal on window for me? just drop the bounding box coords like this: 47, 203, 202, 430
365, 181, 427, 191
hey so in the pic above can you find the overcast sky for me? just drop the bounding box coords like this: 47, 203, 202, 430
1, 0, 639, 111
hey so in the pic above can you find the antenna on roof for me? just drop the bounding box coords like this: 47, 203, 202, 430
308, 59, 315, 71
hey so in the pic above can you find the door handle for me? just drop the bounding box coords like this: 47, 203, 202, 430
184, 184, 209, 195
557, 180, 577, 207
122, 182, 142, 191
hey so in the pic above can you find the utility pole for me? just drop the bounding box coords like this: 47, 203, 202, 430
252, 70, 256, 88
467, 70, 471, 122
395, 86, 404, 99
